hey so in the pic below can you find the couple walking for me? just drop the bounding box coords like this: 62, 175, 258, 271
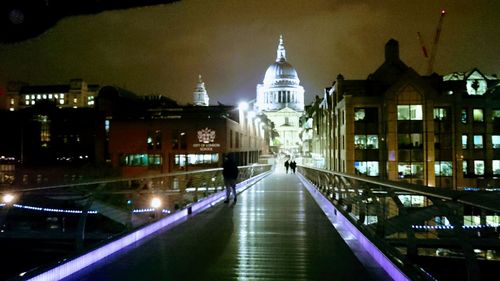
284, 159, 297, 174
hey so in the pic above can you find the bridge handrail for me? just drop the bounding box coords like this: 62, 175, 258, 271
298, 164, 499, 281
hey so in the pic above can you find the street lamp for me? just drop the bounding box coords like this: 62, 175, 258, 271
2, 193, 15, 204
150, 197, 162, 209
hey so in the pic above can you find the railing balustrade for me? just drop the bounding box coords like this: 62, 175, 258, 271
298, 165, 499, 281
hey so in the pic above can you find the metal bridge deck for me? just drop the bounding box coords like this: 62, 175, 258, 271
63, 171, 375, 281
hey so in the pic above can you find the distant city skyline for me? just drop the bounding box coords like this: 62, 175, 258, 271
0, 0, 499, 105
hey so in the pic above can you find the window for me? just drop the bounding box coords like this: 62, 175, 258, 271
492, 136, 500, 149
397, 105, 423, 120
354, 108, 365, 121
398, 163, 424, 179
120, 154, 162, 167
493, 160, 500, 175
172, 130, 186, 150
492, 110, 500, 121
354, 161, 379, 176
433, 107, 449, 120
36, 115, 51, 147
354, 107, 378, 122
187, 153, 219, 165
354, 135, 378, 149
398, 195, 425, 207
463, 160, 468, 175
473, 135, 483, 149
398, 133, 422, 149
473, 109, 484, 122
435, 161, 452, 176
230, 130, 233, 148
474, 160, 484, 175
462, 134, 468, 149
146, 131, 162, 150
461, 109, 467, 124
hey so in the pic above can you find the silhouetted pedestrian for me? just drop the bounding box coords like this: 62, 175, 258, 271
223, 154, 239, 203
284, 160, 290, 174
290, 161, 297, 174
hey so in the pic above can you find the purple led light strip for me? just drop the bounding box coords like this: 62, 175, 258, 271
298, 174, 410, 281
27, 170, 271, 281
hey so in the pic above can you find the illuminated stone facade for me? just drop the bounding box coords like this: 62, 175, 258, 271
256, 35, 305, 156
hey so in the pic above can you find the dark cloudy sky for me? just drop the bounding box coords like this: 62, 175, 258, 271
0, 0, 499, 105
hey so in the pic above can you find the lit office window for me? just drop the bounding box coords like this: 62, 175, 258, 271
354, 135, 378, 149
104, 120, 110, 134
398, 163, 424, 178
187, 153, 219, 165
398, 195, 425, 207
120, 154, 162, 167
433, 107, 448, 120
463, 160, 468, 175
492, 135, 500, 149
473, 109, 484, 122
493, 160, 500, 175
354, 161, 379, 176
474, 160, 484, 175
461, 109, 467, 124
473, 135, 483, 149
36, 115, 50, 147
397, 105, 423, 120
354, 108, 365, 121
435, 161, 452, 176
462, 134, 468, 149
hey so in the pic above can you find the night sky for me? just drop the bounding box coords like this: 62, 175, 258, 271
0, 0, 499, 105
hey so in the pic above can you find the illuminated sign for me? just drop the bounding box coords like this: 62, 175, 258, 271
193, 127, 220, 151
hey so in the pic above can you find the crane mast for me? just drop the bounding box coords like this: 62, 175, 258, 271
417, 10, 446, 75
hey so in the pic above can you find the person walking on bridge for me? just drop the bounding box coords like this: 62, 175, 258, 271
284, 160, 290, 174
223, 154, 239, 203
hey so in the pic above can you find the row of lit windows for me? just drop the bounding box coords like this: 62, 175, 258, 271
24, 93, 65, 100
356, 133, 500, 150
463, 160, 500, 176
355, 160, 500, 177
462, 135, 500, 149
174, 153, 219, 167
19, 94, 95, 106
461, 109, 500, 124
360, 106, 500, 123
120, 154, 162, 167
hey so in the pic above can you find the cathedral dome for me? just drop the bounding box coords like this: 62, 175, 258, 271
262, 35, 300, 86
263, 61, 299, 85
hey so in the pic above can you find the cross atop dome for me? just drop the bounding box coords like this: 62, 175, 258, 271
276, 34, 286, 62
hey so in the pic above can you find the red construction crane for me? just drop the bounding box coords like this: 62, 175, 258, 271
417, 10, 446, 75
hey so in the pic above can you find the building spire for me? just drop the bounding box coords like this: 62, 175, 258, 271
193, 74, 209, 106
276, 34, 286, 62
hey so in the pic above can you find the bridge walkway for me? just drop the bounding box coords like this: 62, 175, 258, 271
63, 169, 383, 281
